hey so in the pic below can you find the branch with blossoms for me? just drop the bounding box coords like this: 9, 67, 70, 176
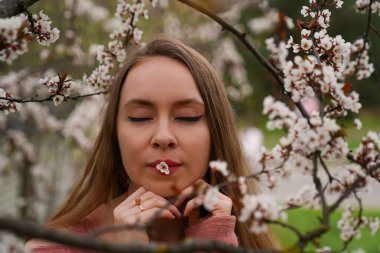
176, 0, 380, 252
0, 0, 158, 113
0, 89, 108, 105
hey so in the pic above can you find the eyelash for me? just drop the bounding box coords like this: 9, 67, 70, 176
127, 116, 203, 122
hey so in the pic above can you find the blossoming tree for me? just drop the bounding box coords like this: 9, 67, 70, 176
1, 0, 380, 252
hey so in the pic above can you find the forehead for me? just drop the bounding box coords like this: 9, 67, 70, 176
119, 56, 204, 105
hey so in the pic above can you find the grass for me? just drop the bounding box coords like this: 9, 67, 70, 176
273, 208, 380, 252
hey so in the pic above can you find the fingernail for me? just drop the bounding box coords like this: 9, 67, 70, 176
171, 211, 181, 218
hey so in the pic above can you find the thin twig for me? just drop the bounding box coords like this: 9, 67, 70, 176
0, 90, 109, 104
329, 162, 380, 214
297, 152, 329, 250
318, 154, 338, 184
354, 0, 373, 76
268, 220, 304, 241
370, 24, 380, 38
339, 191, 364, 252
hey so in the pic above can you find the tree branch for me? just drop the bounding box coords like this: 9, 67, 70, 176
0, 90, 109, 104
329, 162, 380, 213
354, 0, 374, 76
176, 0, 310, 120
0, 0, 39, 18
0, 217, 280, 253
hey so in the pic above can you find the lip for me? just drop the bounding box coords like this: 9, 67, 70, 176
148, 159, 182, 175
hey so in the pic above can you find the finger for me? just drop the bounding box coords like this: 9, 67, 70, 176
174, 185, 194, 207
118, 187, 146, 209
137, 207, 176, 223
183, 196, 203, 217
194, 179, 209, 196
139, 197, 181, 218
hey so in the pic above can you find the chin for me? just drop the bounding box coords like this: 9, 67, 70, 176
146, 183, 187, 198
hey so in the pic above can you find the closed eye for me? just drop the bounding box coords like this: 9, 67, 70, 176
175, 116, 204, 122
128, 117, 152, 122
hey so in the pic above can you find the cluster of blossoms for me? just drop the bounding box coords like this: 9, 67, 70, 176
0, 15, 29, 64
84, 0, 156, 89
39, 74, 74, 106
64, 0, 109, 22
212, 38, 252, 101
249, 9, 294, 34
3, 130, 36, 164
30, 11, 60, 46
0, 88, 19, 114
62, 94, 105, 150
209, 160, 229, 176
203, 186, 220, 211
263, 96, 345, 157
0, 10, 60, 64
285, 185, 319, 209
239, 194, 286, 234
328, 164, 368, 195
353, 131, 380, 179
248, 0, 294, 35
355, 0, 380, 15
265, 0, 374, 114
265, 38, 288, 70
256, 96, 350, 188
0, 234, 29, 253
337, 205, 380, 241
344, 39, 374, 80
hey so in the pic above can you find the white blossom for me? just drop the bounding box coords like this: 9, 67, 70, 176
33, 11, 60, 46
239, 194, 286, 234
65, 0, 109, 21
238, 176, 247, 195
328, 164, 367, 194
368, 217, 379, 235
337, 205, 365, 241
286, 185, 319, 209
209, 160, 229, 176
354, 118, 362, 130
0, 234, 30, 253
203, 186, 219, 211
0, 14, 28, 64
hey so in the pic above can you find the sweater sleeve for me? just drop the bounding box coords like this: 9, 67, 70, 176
31, 245, 97, 253
185, 215, 239, 246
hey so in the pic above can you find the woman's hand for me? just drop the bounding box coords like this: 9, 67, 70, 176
112, 187, 181, 243
175, 180, 233, 227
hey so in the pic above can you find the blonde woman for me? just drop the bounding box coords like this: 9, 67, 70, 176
26, 37, 279, 251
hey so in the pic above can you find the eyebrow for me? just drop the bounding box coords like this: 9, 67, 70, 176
122, 98, 205, 109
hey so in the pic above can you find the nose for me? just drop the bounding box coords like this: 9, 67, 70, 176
151, 119, 177, 149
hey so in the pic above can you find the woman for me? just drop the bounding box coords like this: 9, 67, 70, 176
26, 36, 279, 251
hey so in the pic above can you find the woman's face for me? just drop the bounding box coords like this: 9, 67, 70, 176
117, 56, 211, 197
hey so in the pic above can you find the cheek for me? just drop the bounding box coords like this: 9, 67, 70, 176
187, 129, 211, 171
118, 129, 142, 162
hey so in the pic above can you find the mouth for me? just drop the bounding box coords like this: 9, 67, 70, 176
148, 159, 182, 175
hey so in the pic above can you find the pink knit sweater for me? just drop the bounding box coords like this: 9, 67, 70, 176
30, 209, 238, 252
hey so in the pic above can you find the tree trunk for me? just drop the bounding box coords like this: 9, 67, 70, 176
0, 0, 40, 18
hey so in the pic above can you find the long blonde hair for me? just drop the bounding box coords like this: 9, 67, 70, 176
46, 36, 280, 249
